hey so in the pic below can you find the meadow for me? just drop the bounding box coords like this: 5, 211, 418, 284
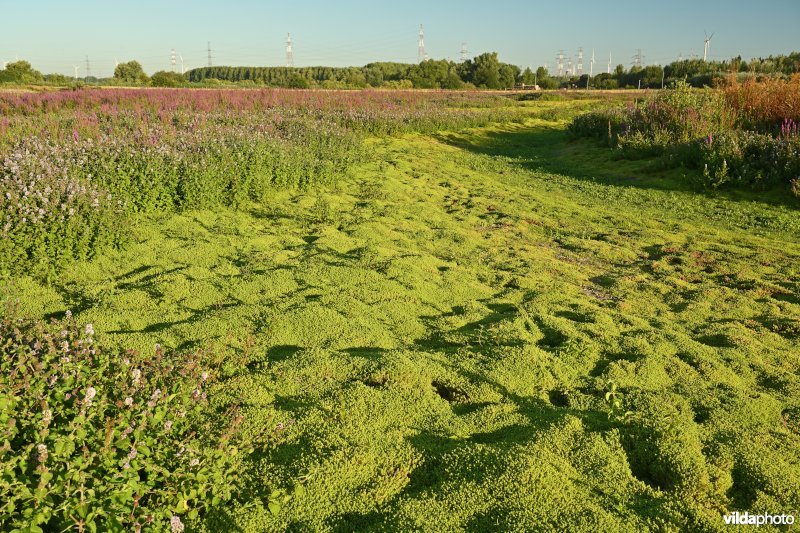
1, 86, 799, 532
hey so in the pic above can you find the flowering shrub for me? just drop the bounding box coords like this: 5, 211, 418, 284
0, 303, 247, 531
0, 88, 524, 275
690, 131, 800, 189
569, 81, 800, 194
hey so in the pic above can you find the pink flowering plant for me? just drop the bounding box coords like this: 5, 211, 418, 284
0, 302, 249, 532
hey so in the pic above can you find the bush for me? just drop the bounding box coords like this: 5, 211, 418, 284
150, 71, 186, 88
0, 303, 248, 531
568, 80, 800, 194
690, 131, 800, 189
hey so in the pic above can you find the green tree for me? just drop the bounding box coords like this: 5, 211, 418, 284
150, 71, 186, 87
0, 61, 44, 83
521, 67, 536, 85
536, 67, 557, 89
473, 52, 502, 89
114, 60, 149, 84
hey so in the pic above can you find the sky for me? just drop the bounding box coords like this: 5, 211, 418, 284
1, 0, 798, 77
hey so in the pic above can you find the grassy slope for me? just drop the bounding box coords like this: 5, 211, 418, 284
3, 106, 800, 531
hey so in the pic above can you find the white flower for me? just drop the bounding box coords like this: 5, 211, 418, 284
170, 515, 184, 533
85, 387, 97, 401
42, 410, 52, 425
164, 420, 173, 432
85, 323, 94, 336
128, 447, 137, 460
131, 368, 142, 386
189, 458, 200, 467
36, 443, 48, 462
124, 397, 134, 407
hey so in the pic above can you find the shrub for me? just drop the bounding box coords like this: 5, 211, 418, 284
690, 131, 800, 189
0, 303, 249, 531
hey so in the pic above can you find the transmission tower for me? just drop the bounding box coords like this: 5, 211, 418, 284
577, 47, 583, 76
632, 49, 644, 68
207, 41, 213, 67
418, 24, 427, 62
286, 33, 294, 67
460, 42, 468, 63
85, 55, 91, 82
170, 49, 176, 72
556, 50, 565, 77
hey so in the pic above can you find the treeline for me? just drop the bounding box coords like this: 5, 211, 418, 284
2, 51, 798, 91
187, 53, 522, 89
554, 52, 800, 90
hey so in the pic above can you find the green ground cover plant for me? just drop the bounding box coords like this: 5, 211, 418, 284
1, 89, 799, 531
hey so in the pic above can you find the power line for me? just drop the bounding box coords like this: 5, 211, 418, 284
207, 41, 213, 67
460, 42, 468, 63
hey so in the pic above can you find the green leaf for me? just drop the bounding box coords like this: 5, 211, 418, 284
268, 501, 281, 516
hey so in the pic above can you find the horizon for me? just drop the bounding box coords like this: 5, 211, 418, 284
2, 0, 799, 77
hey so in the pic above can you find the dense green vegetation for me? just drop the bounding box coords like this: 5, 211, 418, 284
2, 89, 799, 531
570, 77, 800, 193
2, 51, 798, 90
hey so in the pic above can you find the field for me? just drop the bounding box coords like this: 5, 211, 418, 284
2, 89, 800, 531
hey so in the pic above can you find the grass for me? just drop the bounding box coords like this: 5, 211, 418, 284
3, 100, 800, 531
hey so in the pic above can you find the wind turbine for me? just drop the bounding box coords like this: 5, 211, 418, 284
73, 65, 80, 80
179, 54, 185, 74
703, 31, 715, 62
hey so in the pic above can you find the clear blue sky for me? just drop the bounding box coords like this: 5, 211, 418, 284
2, 0, 798, 77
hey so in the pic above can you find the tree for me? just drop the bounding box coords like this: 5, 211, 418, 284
409, 59, 451, 88
498, 63, 520, 88
521, 67, 536, 85
473, 52, 502, 89
114, 61, 149, 84
0, 61, 44, 83
285, 72, 310, 89
150, 71, 185, 87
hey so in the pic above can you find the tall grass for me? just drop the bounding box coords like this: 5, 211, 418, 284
720, 74, 800, 132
